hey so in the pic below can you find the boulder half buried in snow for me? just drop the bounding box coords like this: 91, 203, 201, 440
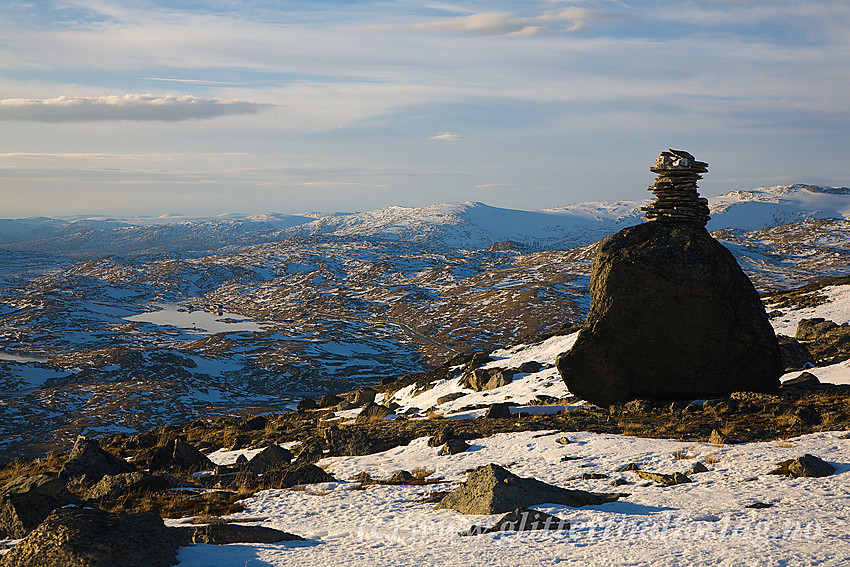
434, 463, 620, 515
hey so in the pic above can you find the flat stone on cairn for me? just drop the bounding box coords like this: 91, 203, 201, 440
641, 149, 710, 225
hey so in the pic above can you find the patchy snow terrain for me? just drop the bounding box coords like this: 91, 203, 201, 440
0, 184, 848, 458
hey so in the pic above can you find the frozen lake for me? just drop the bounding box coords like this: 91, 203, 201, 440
0, 350, 49, 363
124, 303, 272, 334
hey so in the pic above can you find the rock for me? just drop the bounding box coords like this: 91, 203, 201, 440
0, 507, 182, 567
351, 471, 376, 485
436, 392, 467, 405
518, 361, 543, 374
0, 475, 80, 540
460, 368, 514, 392
243, 444, 293, 474
746, 502, 773, 509
438, 439, 470, 456
428, 427, 455, 447
794, 405, 822, 427
794, 318, 850, 364
297, 398, 318, 411
434, 463, 620, 515
240, 415, 269, 431
777, 335, 815, 370
319, 394, 344, 408
257, 464, 335, 488
556, 436, 571, 445
635, 471, 692, 487
615, 463, 640, 472
689, 462, 710, 474
462, 508, 570, 536
336, 400, 355, 411
481, 403, 512, 419
386, 470, 415, 484
187, 523, 304, 544
85, 471, 169, 502
780, 372, 821, 392
623, 399, 656, 414
353, 387, 377, 407
149, 437, 215, 475
770, 454, 835, 478
292, 441, 324, 466
355, 403, 392, 423
558, 219, 782, 407
610, 478, 629, 487
59, 436, 136, 485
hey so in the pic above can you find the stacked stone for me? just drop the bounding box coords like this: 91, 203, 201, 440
641, 149, 710, 225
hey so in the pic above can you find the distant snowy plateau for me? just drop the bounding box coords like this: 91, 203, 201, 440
1, 184, 849, 458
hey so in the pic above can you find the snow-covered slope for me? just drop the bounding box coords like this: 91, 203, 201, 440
707, 184, 850, 231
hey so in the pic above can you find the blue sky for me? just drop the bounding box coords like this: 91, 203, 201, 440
1, 0, 848, 217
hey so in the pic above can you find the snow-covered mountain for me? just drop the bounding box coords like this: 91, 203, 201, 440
287, 184, 850, 250
3, 184, 846, 257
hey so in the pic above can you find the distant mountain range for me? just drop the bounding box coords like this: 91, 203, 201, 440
1, 184, 848, 257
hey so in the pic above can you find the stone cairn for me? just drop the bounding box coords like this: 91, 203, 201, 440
641, 149, 710, 225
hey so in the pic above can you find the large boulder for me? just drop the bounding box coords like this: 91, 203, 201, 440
59, 436, 136, 485
434, 463, 619, 515
557, 222, 782, 407
85, 471, 170, 502
0, 507, 182, 567
148, 437, 214, 475
460, 368, 514, 392
243, 444, 293, 474
0, 475, 80, 539
795, 318, 850, 365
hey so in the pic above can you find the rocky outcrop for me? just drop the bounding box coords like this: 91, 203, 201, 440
59, 436, 136, 485
557, 221, 782, 406
434, 463, 619, 515
0, 507, 182, 567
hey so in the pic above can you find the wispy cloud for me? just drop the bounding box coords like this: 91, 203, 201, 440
0, 94, 274, 122
403, 8, 611, 36
430, 132, 463, 141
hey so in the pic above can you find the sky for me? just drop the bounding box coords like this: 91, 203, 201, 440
1, 0, 849, 218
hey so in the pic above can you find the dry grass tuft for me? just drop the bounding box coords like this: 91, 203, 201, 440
704, 452, 721, 464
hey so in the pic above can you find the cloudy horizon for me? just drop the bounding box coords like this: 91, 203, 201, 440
1, 1, 848, 217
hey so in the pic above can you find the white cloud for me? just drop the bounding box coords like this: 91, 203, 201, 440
430, 132, 463, 141
0, 94, 273, 122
